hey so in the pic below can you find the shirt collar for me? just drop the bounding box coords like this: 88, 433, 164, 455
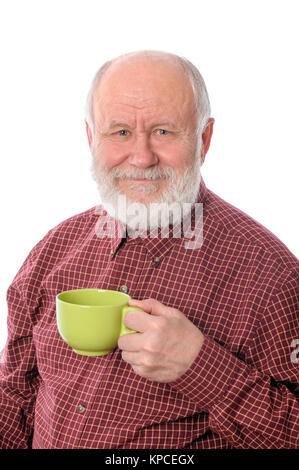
95, 176, 208, 259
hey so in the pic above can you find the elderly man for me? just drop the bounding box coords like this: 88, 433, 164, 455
1, 51, 298, 449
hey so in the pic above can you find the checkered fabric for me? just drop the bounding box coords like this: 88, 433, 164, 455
0, 178, 298, 449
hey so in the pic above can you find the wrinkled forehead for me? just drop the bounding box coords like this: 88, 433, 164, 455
93, 59, 196, 124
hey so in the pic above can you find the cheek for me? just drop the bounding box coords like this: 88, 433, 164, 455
94, 139, 129, 170
153, 141, 194, 170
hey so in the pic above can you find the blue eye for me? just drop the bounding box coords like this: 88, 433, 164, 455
118, 130, 129, 136
157, 129, 168, 135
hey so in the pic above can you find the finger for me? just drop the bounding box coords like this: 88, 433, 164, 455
128, 298, 173, 317
121, 350, 140, 366
123, 309, 153, 332
118, 331, 145, 352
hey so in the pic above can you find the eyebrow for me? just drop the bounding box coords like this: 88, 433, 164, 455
107, 120, 178, 130
108, 121, 132, 129
151, 120, 178, 128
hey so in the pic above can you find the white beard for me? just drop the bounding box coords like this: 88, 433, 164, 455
90, 148, 202, 234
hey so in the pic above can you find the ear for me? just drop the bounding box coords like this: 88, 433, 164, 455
200, 118, 215, 165
85, 120, 93, 148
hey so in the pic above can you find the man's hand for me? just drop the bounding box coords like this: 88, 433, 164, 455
117, 298, 204, 383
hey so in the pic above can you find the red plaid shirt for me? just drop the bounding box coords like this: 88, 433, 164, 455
1, 178, 298, 449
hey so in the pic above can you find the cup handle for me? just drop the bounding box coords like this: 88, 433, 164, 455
119, 306, 144, 337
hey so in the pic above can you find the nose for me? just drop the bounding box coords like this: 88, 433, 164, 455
128, 133, 158, 168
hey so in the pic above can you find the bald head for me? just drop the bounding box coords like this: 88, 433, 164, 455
85, 50, 211, 136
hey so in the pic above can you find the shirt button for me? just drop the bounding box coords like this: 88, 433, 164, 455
120, 285, 128, 294
154, 257, 161, 264
77, 404, 86, 414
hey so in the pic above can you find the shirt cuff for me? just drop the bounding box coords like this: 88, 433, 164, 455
169, 335, 251, 411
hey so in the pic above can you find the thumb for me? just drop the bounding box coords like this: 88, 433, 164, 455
128, 298, 172, 317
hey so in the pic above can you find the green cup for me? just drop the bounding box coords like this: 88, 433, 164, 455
56, 288, 143, 356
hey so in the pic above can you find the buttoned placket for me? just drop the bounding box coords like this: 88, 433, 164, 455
73, 356, 115, 448
67, 400, 92, 447
77, 404, 86, 414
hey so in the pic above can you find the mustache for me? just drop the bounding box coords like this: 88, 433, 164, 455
108, 166, 176, 181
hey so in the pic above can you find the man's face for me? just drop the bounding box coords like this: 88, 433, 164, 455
88, 58, 212, 230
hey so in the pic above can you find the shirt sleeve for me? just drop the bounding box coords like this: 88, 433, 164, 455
170, 269, 299, 448
0, 241, 44, 449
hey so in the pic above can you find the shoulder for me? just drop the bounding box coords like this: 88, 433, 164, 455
47, 205, 100, 236
11, 205, 103, 282
32, 205, 101, 252
8, 205, 104, 304
204, 187, 298, 279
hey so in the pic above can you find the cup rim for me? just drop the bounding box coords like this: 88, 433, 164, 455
56, 288, 130, 308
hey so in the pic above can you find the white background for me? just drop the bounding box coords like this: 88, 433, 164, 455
0, 0, 298, 350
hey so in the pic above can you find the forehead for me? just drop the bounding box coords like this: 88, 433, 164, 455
93, 59, 196, 124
